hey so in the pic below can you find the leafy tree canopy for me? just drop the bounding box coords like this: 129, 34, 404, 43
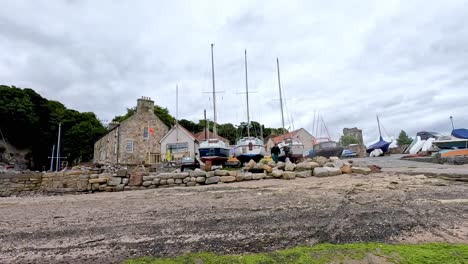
0, 85, 106, 169
397, 130, 412, 146
340, 134, 359, 146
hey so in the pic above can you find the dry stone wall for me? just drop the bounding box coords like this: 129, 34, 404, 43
0, 157, 378, 197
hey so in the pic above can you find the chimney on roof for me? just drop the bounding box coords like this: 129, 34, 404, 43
136, 96, 154, 113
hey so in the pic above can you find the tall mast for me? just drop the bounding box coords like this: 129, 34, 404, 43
176, 84, 179, 141
377, 115, 382, 138
276, 58, 285, 131
204, 109, 208, 140
244, 49, 250, 138
55, 122, 61, 172
210, 43, 217, 137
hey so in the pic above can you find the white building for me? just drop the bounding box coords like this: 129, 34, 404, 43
159, 124, 199, 162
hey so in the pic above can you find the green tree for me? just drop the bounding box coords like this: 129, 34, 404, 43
112, 107, 136, 123
154, 105, 175, 128
0, 85, 106, 169
397, 130, 412, 146
340, 134, 359, 146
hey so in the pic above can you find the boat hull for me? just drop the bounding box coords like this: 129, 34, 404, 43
234, 137, 266, 163
440, 149, 468, 158
433, 140, 468, 150
199, 147, 229, 164
304, 147, 344, 159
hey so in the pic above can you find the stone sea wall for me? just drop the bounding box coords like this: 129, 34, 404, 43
0, 172, 42, 197
0, 157, 377, 197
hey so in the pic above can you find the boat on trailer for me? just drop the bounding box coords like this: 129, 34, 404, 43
366, 115, 391, 155
234, 50, 267, 163
304, 138, 344, 159
198, 44, 229, 165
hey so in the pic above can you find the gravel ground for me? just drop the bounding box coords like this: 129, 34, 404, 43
0, 171, 467, 264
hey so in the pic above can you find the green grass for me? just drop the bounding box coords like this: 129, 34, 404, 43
124, 243, 468, 264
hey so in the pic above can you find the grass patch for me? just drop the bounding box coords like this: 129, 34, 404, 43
125, 243, 468, 264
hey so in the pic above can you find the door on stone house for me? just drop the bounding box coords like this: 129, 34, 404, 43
147, 153, 161, 164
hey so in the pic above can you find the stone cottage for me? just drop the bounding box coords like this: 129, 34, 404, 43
265, 128, 315, 153
94, 97, 169, 165
159, 123, 199, 163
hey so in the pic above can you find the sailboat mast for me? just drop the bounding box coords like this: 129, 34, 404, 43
244, 49, 250, 138
176, 84, 179, 141
204, 109, 208, 140
276, 58, 285, 131
211, 43, 217, 137
377, 115, 382, 138
55, 122, 61, 172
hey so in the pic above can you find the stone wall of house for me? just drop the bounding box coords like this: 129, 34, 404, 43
0, 172, 42, 197
93, 98, 169, 165
94, 126, 119, 164
297, 129, 315, 151
0, 157, 376, 197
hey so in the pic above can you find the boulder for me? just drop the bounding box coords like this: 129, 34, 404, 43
142, 175, 157, 182
104, 186, 114, 192
160, 180, 167, 185
352, 167, 371, 175
142, 181, 152, 187
236, 175, 245, 181
116, 170, 128, 177
316, 156, 328, 167
107, 177, 122, 186
220, 176, 236, 183
228, 171, 238, 177
244, 173, 252, 180
99, 173, 111, 179
267, 161, 276, 167
122, 178, 129, 185
90, 174, 99, 179
174, 179, 182, 184
332, 159, 345, 168
271, 170, 283, 178
196, 177, 206, 183
325, 167, 342, 176
323, 162, 335, 167
186, 182, 196, 186
262, 164, 273, 173
329, 156, 340, 161
89, 178, 107, 184
129, 173, 143, 186
115, 184, 125, 192
282, 171, 296, 180
313, 167, 329, 177
252, 173, 265, 180
341, 165, 352, 174
296, 161, 319, 171
183, 177, 190, 183
174, 172, 189, 179
206, 171, 215, 178
152, 178, 160, 185
214, 170, 229, 176
167, 179, 175, 185
157, 173, 174, 180
205, 176, 220, 184
285, 162, 296, 171
276, 161, 286, 170
296, 171, 311, 178
189, 169, 206, 177
246, 159, 257, 169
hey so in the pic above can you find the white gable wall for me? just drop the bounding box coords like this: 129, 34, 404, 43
160, 126, 198, 161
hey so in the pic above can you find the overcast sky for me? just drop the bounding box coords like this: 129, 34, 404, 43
1, 0, 467, 144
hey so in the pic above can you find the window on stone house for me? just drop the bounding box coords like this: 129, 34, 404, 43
143, 127, 149, 140
126, 140, 134, 153
167, 142, 189, 154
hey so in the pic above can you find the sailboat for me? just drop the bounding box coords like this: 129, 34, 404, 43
304, 114, 343, 159
366, 115, 391, 154
198, 44, 230, 164
275, 58, 304, 162
234, 50, 267, 163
